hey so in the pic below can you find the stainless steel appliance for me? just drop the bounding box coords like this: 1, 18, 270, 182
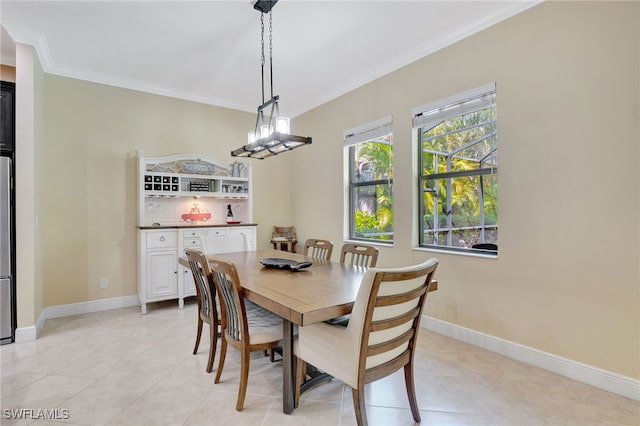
1, 156, 13, 344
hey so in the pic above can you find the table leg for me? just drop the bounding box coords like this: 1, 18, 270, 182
282, 319, 295, 414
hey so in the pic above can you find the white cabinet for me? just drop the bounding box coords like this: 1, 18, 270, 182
229, 226, 257, 251
136, 152, 253, 227
138, 229, 179, 314
136, 153, 257, 314
147, 251, 178, 298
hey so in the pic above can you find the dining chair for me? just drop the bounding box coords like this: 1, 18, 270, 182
271, 225, 297, 252
294, 258, 439, 426
303, 238, 334, 261
208, 255, 284, 411
339, 243, 379, 268
184, 248, 220, 373
324, 243, 380, 328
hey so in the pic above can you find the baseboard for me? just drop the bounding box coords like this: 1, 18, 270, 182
14, 309, 46, 342
14, 325, 36, 343
43, 295, 140, 319
421, 315, 640, 401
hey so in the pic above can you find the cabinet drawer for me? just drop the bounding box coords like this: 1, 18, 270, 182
207, 229, 228, 236
146, 231, 177, 249
184, 238, 202, 248
183, 230, 204, 238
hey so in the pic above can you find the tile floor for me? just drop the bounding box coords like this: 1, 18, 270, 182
1, 299, 638, 426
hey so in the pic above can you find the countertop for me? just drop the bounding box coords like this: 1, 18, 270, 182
138, 223, 257, 230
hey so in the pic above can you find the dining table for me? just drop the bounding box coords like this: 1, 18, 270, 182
184, 249, 438, 414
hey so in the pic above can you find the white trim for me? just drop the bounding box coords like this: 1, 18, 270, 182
4, 2, 540, 118
421, 315, 640, 401
14, 308, 46, 342
343, 116, 393, 138
43, 295, 140, 320
13, 296, 141, 342
343, 116, 393, 147
14, 325, 36, 342
412, 82, 496, 118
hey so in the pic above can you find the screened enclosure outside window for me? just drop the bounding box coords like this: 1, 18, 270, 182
344, 117, 393, 243
414, 84, 498, 253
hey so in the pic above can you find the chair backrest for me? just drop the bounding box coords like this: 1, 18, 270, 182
207, 256, 248, 344
347, 258, 438, 381
184, 248, 217, 322
339, 243, 379, 268
201, 234, 247, 254
273, 226, 297, 240
303, 238, 334, 261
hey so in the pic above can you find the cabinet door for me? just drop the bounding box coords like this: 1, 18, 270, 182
182, 265, 196, 297
146, 251, 178, 298
229, 227, 256, 251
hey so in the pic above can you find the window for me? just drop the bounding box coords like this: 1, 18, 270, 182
344, 117, 393, 243
413, 84, 498, 253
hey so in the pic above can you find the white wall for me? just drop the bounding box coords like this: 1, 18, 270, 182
14, 44, 44, 338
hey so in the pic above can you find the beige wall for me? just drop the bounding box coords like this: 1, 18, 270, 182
28, 1, 639, 380
42, 77, 294, 307
293, 1, 639, 378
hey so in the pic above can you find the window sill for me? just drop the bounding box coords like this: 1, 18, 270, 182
412, 246, 498, 259
344, 239, 393, 249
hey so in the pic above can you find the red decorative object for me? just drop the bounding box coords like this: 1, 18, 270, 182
181, 206, 211, 222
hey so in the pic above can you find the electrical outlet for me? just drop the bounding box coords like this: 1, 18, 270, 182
100, 278, 109, 289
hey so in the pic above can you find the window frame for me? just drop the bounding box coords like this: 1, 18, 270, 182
343, 117, 394, 244
414, 84, 498, 254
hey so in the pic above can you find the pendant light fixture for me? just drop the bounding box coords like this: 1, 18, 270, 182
231, 0, 312, 159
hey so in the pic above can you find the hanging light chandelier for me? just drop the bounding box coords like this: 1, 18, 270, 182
231, 0, 312, 159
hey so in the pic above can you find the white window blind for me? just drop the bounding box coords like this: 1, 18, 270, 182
343, 116, 393, 147
412, 83, 496, 130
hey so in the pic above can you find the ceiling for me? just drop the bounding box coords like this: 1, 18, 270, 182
0, 1, 539, 117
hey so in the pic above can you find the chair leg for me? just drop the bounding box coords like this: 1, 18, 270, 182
206, 321, 216, 373
404, 363, 421, 422
352, 387, 368, 426
235, 349, 251, 411
193, 317, 203, 355
294, 357, 306, 408
214, 337, 227, 384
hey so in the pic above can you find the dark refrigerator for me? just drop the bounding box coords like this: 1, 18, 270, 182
1, 156, 13, 344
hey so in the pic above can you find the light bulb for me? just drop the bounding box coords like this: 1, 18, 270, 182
247, 131, 256, 144
276, 117, 290, 134
260, 124, 272, 138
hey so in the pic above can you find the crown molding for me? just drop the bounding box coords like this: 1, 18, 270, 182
4, 1, 541, 118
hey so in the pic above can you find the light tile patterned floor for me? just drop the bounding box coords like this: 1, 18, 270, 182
1, 299, 638, 426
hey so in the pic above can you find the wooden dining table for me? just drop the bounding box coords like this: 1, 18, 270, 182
183, 249, 437, 414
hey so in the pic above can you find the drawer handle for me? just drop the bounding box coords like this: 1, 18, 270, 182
160, 236, 166, 242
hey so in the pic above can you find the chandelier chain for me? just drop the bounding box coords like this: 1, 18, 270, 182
269, 11, 273, 61
269, 11, 273, 99
260, 13, 265, 67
